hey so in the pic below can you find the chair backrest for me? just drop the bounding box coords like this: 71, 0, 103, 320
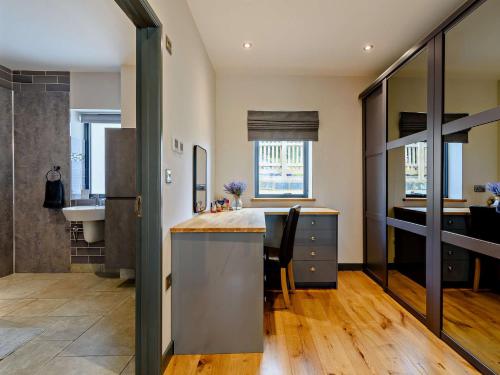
279, 205, 301, 267
469, 206, 500, 244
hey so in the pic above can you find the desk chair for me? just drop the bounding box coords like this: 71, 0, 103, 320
469, 206, 500, 291
264, 205, 301, 308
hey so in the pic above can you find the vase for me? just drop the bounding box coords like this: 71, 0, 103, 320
232, 195, 243, 210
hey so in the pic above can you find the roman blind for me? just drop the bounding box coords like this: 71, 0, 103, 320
79, 113, 121, 124
247, 110, 319, 141
399, 112, 469, 143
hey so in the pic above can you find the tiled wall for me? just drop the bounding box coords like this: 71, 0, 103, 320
69, 221, 105, 267
0, 66, 13, 277
0, 64, 12, 90
69, 199, 106, 271
12, 70, 70, 92
13, 69, 71, 272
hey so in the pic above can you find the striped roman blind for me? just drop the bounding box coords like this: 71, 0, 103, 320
247, 110, 319, 141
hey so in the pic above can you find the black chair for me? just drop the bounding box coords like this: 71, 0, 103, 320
264, 205, 301, 308
469, 206, 500, 291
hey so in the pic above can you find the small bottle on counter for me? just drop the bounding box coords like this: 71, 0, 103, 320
210, 202, 217, 213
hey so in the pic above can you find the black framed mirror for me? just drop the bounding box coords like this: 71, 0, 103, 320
193, 145, 207, 213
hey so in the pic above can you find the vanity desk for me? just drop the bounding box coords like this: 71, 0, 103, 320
170, 207, 339, 355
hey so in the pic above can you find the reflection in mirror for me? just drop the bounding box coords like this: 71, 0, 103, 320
193, 145, 207, 213
387, 226, 426, 315
388, 143, 428, 220
442, 246, 500, 373
445, 0, 500, 120
442, 119, 500, 371
387, 48, 428, 142
442, 121, 500, 238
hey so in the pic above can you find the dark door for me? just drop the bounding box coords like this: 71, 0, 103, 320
363, 84, 387, 285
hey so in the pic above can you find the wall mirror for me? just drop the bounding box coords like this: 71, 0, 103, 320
193, 145, 207, 213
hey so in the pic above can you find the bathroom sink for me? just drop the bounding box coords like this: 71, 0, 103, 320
62, 206, 105, 221
62, 206, 105, 243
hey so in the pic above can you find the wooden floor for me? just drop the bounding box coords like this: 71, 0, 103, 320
389, 270, 500, 373
165, 271, 478, 375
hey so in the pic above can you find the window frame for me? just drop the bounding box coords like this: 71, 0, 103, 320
254, 140, 310, 198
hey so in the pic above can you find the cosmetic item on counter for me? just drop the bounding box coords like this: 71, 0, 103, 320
216, 202, 222, 212
210, 202, 217, 213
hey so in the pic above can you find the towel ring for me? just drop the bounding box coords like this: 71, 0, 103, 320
46, 166, 61, 181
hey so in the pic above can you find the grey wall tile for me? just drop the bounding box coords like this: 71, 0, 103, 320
20, 83, 45, 92
46, 71, 69, 76
0, 87, 13, 277
14, 91, 70, 272
0, 69, 11, 82
34, 75, 58, 84
20, 70, 45, 76
58, 76, 70, 84
13, 75, 32, 83
46, 84, 70, 92
71, 256, 89, 264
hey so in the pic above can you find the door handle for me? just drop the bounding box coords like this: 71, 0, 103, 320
135, 195, 143, 218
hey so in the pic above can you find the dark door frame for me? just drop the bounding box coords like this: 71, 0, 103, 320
114, 1, 164, 374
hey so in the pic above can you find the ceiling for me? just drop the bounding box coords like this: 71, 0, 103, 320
0, 0, 135, 72
187, 0, 466, 77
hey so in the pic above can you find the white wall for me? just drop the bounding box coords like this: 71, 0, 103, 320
120, 65, 136, 128
147, 0, 216, 352
215, 73, 371, 264
70, 72, 120, 110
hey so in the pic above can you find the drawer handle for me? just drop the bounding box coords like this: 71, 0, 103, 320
448, 250, 453, 256
309, 266, 316, 272
311, 236, 316, 241
447, 219, 453, 225
310, 250, 316, 257
448, 265, 453, 271
311, 220, 316, 225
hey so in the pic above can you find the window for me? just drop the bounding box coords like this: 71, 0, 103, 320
404, 141, 462, 198
70, 118, 120, 198
405, 142, 427, 197
255, 141, 309, 198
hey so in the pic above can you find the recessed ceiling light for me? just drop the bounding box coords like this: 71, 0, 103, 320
243, 42, 253, 49
363, 44, 374, 52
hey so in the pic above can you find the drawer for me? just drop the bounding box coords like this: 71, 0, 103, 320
442, 243, 469, 261
293, 261, 337, 284
297, 215, 337, 231
294, 244, 337, 261
443, 216, 467, 234
294, 229, 337, 246
443, 260, 469, 282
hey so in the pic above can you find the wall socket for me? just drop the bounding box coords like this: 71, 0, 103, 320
474, 184, 486, 192
172, 138, 184, 154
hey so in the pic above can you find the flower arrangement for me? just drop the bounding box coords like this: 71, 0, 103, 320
486, 182, 500, 196
223, 181, 247, 197
223, 181, 247, 210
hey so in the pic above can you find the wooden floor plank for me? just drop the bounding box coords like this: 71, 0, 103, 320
165, 271, 480, 375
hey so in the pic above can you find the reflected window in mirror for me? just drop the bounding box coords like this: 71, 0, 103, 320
70, 110, 121, 199
388, 143, 428, 221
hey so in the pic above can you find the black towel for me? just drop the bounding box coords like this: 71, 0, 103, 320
43, 180, 65, 209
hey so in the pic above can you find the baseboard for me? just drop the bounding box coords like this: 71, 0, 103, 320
338, 263, 363, 271
161, 341, 174, 373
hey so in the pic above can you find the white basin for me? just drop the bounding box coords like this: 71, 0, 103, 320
62, 206, 105, 243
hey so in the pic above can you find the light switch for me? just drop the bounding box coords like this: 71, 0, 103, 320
165, 169, 173, 184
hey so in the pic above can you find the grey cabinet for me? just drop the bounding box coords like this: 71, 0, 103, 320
293, 215, 338, 287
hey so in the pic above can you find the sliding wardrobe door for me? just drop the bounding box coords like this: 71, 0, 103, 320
386, 47, 430, 318
363, 85, 387, 285
439, 2, 500, 372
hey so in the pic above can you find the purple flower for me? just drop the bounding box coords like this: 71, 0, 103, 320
223, 181, 247, 197
486, 182, 500, 196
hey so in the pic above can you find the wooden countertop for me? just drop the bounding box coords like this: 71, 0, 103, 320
170, 207, 339, 233
396, 207, 470, 216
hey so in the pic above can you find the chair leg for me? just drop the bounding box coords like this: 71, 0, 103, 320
287, 262, 296, 293
280, 267, 291, 308
473, 257, 481, 292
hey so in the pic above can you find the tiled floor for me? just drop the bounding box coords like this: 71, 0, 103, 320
0, 273, 135, 375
